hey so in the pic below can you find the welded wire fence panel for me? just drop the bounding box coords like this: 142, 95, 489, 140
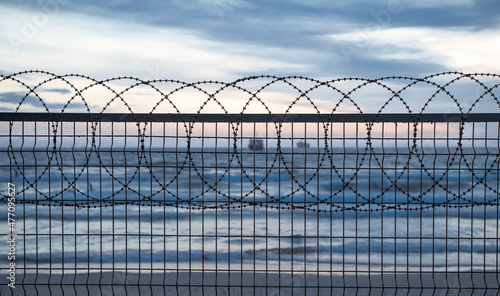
1, 71, 500, 295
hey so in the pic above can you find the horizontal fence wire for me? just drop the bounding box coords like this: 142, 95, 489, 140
0, 71, 500, 295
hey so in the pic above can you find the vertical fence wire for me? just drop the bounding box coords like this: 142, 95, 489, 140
1, 71, 500, 295
1, 114, 500, 295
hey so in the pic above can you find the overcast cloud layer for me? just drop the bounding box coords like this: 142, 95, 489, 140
0, 0, 499, 81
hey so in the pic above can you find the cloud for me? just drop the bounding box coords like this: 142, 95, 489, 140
41, 88, 72, 94
0, 91, 94, 111
0, 5, 311, 80
197, 0, 249, 19
1, 0, 499, 83
327, 26, 500, 73
398, 0, 474, 7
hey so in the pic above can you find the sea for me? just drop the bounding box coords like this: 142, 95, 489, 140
0, 146, 499, 274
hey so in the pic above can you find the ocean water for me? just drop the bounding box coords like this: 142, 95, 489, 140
0, 147, 499, 273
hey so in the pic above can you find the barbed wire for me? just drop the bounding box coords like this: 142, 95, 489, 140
1, 70, 500, 212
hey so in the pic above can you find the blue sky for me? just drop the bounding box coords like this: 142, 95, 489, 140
1, 0, 499, 80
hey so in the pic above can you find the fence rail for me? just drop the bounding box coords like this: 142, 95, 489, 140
1, 72, 500, 295
3, 112, 500, 122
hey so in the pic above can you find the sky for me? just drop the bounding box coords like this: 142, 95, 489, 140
0, 0, 499, 114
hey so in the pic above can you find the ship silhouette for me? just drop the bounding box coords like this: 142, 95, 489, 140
248, 138, 264, 151
296, 141, 310, 148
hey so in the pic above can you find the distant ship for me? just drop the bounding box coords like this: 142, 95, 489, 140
248, 139, 264, 151
296, 141, 310, 149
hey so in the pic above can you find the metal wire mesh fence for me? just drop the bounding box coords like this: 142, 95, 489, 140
1, 71, 500, 295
